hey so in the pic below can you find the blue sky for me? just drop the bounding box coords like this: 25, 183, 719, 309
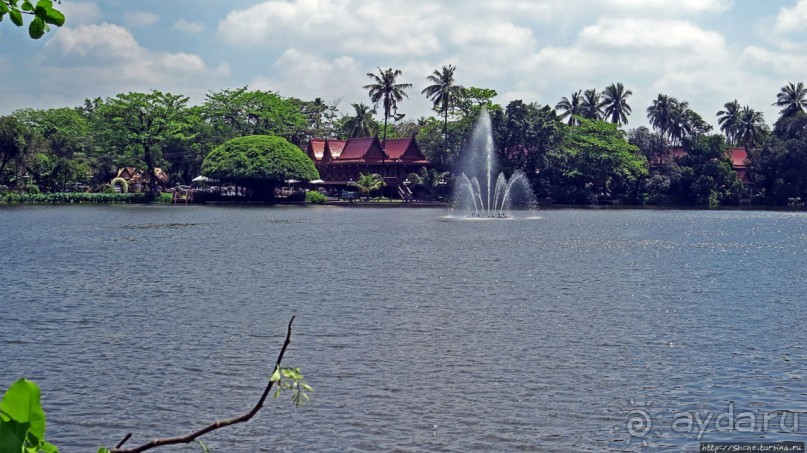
2, 0, 806, 129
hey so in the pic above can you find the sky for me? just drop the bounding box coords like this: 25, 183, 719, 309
1, 0, 807, 130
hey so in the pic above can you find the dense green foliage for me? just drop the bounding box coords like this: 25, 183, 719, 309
305, 190, 327, 204
202, 135, 318, 199
748, 112, 807, 204
0, 379, 57, 453
1, 192, 168, 204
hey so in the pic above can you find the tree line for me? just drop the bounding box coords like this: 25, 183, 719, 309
1, 64, 806, 206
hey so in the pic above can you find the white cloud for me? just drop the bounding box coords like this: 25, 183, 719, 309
774, 0, 807, 34
125, 11, 159, 27
174, 19, 204, 34
57, 1, 103, 25
46, 23, 144, 59
40, 24, 214, 99
253, 50, 364, 100
605, 0, 733, 14
580, 18, 725, 51
741, 45, 807, 76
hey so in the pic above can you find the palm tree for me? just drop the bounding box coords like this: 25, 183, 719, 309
363, 67, 412, 149
348, 172, 386, 201
602, 82, 632, 125
773, 82, 807, 119
405, 166, 450, 200
555, 90, 583, 125
647, 94, 675, 142
717, 100, 742, 145
667, 99, 692, 145
580, 89, 604, 120
735, 106, 766, 149
344, 103, 377, 138
422, 64, 464, 156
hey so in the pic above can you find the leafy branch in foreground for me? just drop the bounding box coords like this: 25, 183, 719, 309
0, 0, 65, 39
1, 316, 310, 453
103, 315, 308, 453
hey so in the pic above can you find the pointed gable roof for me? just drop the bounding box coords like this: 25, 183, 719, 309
307, 138, 326, 161
337, 137, 387, 162
326, 139, 347, 161
383, 137, 428, 163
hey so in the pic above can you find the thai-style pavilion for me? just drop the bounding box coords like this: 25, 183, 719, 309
306, 136, 430, 190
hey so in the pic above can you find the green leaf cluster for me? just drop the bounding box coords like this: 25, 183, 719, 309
0, 379, 58, 453
0, 0, 65, 39
270, 366, 313, 408
304, 190, 327, 204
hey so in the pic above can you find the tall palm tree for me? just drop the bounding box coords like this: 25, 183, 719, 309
580, 89, 604, 120
363, 67, 412, 149
344, 103, 377, 138
422, 64, 464, 156
555, 90, 583, 125
772, 81, 807, 119
717, 99, 742, 145
602, 82, 633, 126
735, 106, 766, 149
647, 94, 675, 142
667, 99, 692, 145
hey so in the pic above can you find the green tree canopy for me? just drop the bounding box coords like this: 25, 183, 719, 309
201, 135, 318, 198
95, 90, 190, 195
556, 118, 647, 203
202, 87, 307, 144
0, 116, 28, 183
748, 112, 807, 204
671, 134, 740, 206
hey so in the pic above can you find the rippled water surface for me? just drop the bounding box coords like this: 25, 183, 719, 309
2, 205, 806, 452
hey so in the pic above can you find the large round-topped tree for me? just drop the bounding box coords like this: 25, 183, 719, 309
202, 135, 318, 200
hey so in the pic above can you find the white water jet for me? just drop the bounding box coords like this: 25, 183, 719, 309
451, 109, 537, 218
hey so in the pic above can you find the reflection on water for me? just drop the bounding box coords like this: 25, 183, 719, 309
1, 205, 806, 451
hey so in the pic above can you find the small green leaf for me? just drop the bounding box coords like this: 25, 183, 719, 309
21, 0, 33, 12
301, 383, 313, 392
43, 7, 63, 26
273, 387, 281, 399
29, 16, 46, 39
9, 8, 23, 26
0, 2, 10, 13
40, 440, 59, 453
269, 366, 281, 383
97, 448, 111, 453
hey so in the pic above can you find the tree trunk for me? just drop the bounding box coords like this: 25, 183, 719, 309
143, 145, 159, 199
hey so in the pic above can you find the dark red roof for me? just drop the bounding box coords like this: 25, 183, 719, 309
327, 140, 347, 160
308, 138, 326, 161
729, 148, 748, 168
336, 137, 386, 162
383, 137, 427, 162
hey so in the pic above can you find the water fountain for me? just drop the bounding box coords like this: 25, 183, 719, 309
451, 109, 537, 218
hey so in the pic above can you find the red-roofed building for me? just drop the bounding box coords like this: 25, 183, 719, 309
728, 148, 751, 185
651, 147, 753, 186
305, 136, 430, 192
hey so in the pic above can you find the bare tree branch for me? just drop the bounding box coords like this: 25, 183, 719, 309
110, 316, 296, 453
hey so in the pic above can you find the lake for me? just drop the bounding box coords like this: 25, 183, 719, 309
1, 205, 806, 451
